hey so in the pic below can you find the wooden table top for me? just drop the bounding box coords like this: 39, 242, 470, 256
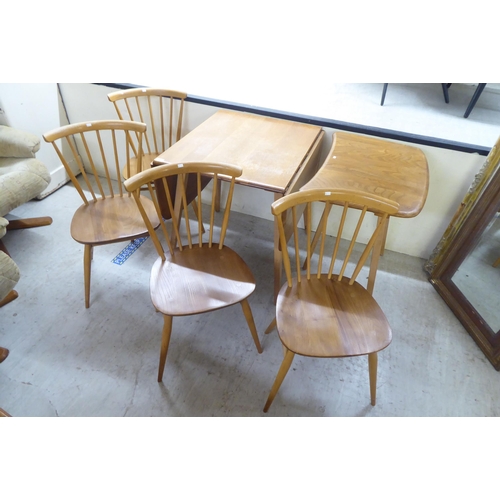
301, 131, 429, 218
153, 109, 324, 194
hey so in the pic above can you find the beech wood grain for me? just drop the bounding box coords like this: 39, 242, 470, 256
263, 189, 397, 412
124, 161, 263, 383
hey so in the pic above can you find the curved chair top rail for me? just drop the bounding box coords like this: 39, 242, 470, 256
123, 161, 243, 192
43, 120, 147, 142
107, 88, 188, 102
271, 188, 400, 216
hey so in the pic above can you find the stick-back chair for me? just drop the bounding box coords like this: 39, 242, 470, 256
43, 120, 160, 308
107, 87, 209, 219
263, 188, 399, 412
107, 88, 186, 178
124, 161, 263, 383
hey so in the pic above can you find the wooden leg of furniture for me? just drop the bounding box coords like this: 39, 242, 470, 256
240, 298, 263, 353
0, 290, 18, 308
0, 407, 11, 417
493, 257, 500, 268
265, 317, 276, 334
379, 214, 389, 256
84, 244, 92, 309
263, 348, 295, 413
158, 315, 173, 383
368, 352, 378, 406
6, 217, 53, 230
302, 204, 331, 270
274, 194, 284, 302
367, 217, 388, 295
0, 346, 9, 363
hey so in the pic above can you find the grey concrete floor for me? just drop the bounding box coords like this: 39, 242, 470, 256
1, 182, 500, 417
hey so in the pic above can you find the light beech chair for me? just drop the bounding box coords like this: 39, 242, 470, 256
107, 87, 211, 218
263, 188, 399, 413
43, 120, 160, 308
124, 161, 263, 383
107, 88, 187, 179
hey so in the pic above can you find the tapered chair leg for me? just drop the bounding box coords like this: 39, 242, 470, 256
84, 244, 92, 309
6, 217, 53, 230
368, 352, 378, 406
0, 346, 9, 363
240, 299, 262, 353
0, 290, 18, 308
263, 348, 295, 413
158, 315, 173, 383
265, 317, 276, 334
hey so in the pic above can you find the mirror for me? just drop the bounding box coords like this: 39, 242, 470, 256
425, 136, 500, 369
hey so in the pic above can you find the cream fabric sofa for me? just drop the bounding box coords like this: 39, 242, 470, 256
0, 125, 51, 216
0, 125, 52, 307
0, 217, 20, 303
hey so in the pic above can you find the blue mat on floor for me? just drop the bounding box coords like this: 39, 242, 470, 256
112, 237, 149, 265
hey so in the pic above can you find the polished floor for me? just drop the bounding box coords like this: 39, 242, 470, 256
1, 179, 500, 417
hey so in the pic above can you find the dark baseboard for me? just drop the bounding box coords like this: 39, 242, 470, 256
93, 83, 491, 157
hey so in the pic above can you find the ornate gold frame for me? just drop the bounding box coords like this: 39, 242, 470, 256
425, 136, 500, 369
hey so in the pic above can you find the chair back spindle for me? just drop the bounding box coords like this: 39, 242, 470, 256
124, 162, 241, 259
44, 120, 146, 206
108, 88, 186, 164
273, 189, 399, 289
42, 119, 158, 309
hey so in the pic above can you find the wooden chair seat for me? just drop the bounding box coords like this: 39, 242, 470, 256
70, 196, 158, 245
151, 244, 256, 316
277, 275, 392, 358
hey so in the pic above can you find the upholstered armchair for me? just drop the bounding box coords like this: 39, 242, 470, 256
0, 217, 20, 307
0, 125, 52, 307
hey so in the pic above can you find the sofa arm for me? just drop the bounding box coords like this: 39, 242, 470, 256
0, 249, 20, 302
0, 217, 8, 239
0, 125, 40, 158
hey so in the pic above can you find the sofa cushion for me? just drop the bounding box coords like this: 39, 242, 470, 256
0, 158, 51, 216
0, 125, 40, 158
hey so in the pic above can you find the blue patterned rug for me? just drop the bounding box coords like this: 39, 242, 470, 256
112, 237, 149, 265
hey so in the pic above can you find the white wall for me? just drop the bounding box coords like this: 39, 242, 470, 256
0, 83, 485, 260
0, 83, 70, 197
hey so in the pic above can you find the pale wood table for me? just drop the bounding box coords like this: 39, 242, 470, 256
300, 131, 429, 293
153, 109, 325, 298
